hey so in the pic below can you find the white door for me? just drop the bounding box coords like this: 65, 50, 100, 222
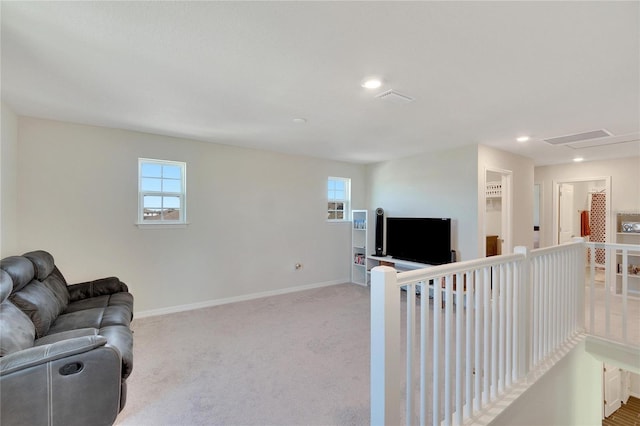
621, 370, 631, 404
558, 183, 574, 244
603, 363, 622, 418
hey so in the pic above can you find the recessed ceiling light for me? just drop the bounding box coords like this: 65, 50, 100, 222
573, 157, 584, 162
516, 136, 530, 143
292, 118, 307, 124
361, 78, 382, 89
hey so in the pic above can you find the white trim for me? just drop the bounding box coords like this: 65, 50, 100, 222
134, 278, 349, 319
482, 167, 513, 257
552, 176, 611, 246
138, 158, 187, 224
135, 223, 189, 229
327, 176, 351, 221
585, 335, 640, 375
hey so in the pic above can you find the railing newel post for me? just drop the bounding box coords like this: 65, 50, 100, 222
371, 266, 401, 426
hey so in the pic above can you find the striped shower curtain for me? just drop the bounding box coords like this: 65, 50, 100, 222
590, 192, 606, 264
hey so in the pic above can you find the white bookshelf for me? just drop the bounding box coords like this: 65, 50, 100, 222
615, 212, 640, 297
351, 210, 369, 286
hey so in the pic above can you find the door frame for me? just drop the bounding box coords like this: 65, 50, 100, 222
558, 183, 575, 244
482, 167, 513, 257
552, 176, 611, 246
603, 363, 622, 418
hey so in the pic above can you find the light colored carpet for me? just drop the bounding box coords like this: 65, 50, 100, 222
115, 283, 372, 426
115, 273, 637, 425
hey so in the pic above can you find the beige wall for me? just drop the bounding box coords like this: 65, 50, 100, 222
12, 113, 634, 316
478, 145, 535, 254
1, 102, 19, 257
366, 145, 479, 261
490, 341, 602, 426
366, 144, 534, 262
16, 117, 366, 314
535, 157, 640, 248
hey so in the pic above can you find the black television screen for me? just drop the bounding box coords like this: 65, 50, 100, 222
386, 217, 452, 265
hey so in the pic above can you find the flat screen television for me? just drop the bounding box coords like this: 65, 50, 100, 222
386, 217, 452, 265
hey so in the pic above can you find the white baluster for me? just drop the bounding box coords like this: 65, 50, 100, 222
406, 283, 415, 425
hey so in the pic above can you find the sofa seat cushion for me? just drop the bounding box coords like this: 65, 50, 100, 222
48, 305, 131, 335
64, 292, 133, 315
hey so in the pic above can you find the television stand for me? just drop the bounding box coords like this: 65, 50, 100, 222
367, 255, 433, 272
367, 255, 464, 307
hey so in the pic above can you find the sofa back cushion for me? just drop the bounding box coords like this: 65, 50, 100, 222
1, 255, 65, 339
0, 270, 36, 356
24, 251, 70, 310
0, 256, 35, 292
23, 251, 56, 280
9, 282, 61, 338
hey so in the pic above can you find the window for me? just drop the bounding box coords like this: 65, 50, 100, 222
138, 158, 186, 224
327, 177, 350, 221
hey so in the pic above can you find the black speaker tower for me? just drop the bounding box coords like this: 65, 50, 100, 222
375, 208, 384, 256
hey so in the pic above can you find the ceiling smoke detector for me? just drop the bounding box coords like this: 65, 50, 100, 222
375, 89, 415, 104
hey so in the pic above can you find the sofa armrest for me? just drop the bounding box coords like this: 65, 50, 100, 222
35, 328, 99, 346
0, 336, 122, 426
67, 277, 129, 302
0, 335, 109, 376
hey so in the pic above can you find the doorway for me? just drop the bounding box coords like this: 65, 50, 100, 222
533, 184, 541, 248
484, 168, 513, 257
558, 183, 575, 244
603, 364, 632, 419
553, 177, 611, 249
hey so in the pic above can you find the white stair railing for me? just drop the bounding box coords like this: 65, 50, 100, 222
371, 241, 587, 426
585, 241, 640, 346
528, 242, 585, 369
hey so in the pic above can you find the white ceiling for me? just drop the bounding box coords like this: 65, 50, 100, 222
2, 1, 639, 165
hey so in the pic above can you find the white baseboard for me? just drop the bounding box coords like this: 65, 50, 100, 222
134, 278, 350, 319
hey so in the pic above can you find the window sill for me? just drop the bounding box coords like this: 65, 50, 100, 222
326, 220, 351, 224
135, 222, 190, 230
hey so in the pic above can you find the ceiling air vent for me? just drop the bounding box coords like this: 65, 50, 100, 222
375, 89, 415, 104
543, 129, 612, 145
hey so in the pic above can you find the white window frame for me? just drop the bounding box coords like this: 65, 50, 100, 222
137, 158, 187, 227
327, 176, 351, 222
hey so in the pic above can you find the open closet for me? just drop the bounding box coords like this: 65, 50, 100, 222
585, 185, 608, 266
556, 179, 608, 266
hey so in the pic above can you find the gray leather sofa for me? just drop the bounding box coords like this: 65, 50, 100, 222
0, 250, 134, 426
